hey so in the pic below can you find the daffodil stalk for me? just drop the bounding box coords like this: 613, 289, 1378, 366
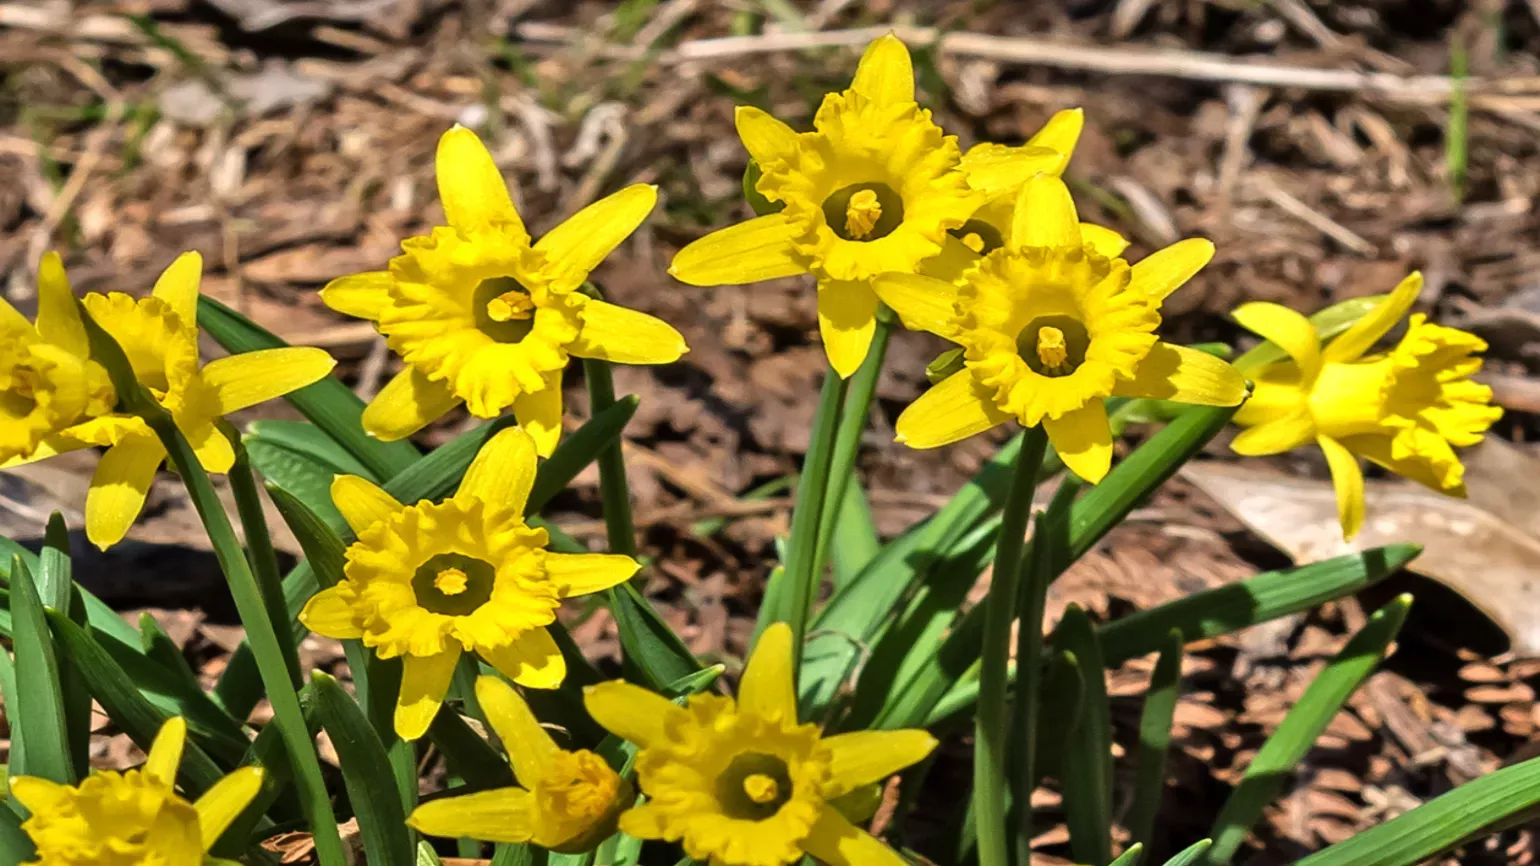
972, 425, 1049, 866
226, 424, 302, 687
582, 345, 637, 559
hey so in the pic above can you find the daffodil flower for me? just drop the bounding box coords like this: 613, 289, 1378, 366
321, 127, 687, 454
885, 174, 1248, 482
1230, 272, 1502, 538
4, 252, 335, 549
583, 622, 937, 866
669, 34, 988, 378
0, 253, 115, 465
9, 716, 264, 865
299, 426, 640, 740
408, 676, 629, 851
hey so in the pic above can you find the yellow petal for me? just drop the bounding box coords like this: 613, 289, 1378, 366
298, 585, 364, 638
362, 366, 461, 441
183, 419, 236, 474
1232, 302, 1322, 381
1338, 432, 1460, 495
1128, 238, 1213, 302
330, 474, 403, 536
870, 273, 958, 337
821, 729, 938, 797
144, 716, 187, 784
669, 214, 805, 286
1318, 435, 1365, 540
800, 808, 909, 866
510, 368, 563, 458
199, 348, 336, 415
457, 426, 538, 515
894, 371, 1009, 448
544, 552, 639, 596
570, 299, 687, 365
1011, 173, 1080, 250
474, 676, 558, 786
850, 33, 914, 105
408, 787, 537, 843
1026, 108, 1086, 165
151, 252, 203, 331
1080, 223, 1130, 259
8, 776, 71, 814
194, 766, 264, 849
35, 252, 88, 357
959, 143, 1065, 197
1231, 409, 1315, 457
86, 435, 165, 550
1323, 272, 1422, 364
1043, 399, 1113, 483
397, 646, 461, 741
735, 106, 798, 167
535, 185, 657, 289
818, 279, 878, 379
320, 272, 393, 320
1115, 342, 1248, 406
582, 680, 687, 749
483, 628, 565, 690
437, 126, 524, 235
740, 622, 798, 725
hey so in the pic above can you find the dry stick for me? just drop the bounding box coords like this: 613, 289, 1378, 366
1250, 174, 1378, 255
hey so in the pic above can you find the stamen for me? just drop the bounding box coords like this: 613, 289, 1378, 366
742, 773, 780, 805
1036, 326, 1069, 370
434, 568, 469, 596
844, 189, 883, 240
961, 232, 985, 254
486, 291, 536, 323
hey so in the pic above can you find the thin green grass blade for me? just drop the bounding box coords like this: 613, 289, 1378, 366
9, 555, 74, 783
1204, 595, 1413, 865
197, 295, 419, 479
1055, 605, 1114, 866
526, 394, 639, 514
828, 479, 879, 592
1129, 629, 1184, 852
0, 538, 139, 650
1110, 844, 1145, 866
138, 612, 211, 706
40, 516, 90, 776
1099, 545, 1420, 667
245, 419, 373, 477
0, 643, 22, 777
1163, 840, 1213, 866
308, 672, 414, 866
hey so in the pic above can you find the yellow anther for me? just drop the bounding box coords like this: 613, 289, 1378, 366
961, 232, 985, 254
1036, 326, 1069, 369
742, 774, 780, 805
487, 291, 536, 323
434, 568, 469, 596
844, 189, 883, 239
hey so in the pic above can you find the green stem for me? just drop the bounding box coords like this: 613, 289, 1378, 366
227, 430, 303, 688
582, 357, 637, 559
777, 366, 849, 675
811, 313, 892, 577
973, 425, 1050, 866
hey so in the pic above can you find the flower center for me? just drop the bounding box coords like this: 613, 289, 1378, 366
949, 219, 1004, 256
1, 367, 40, 418
472, 277, 537, 343
410, 552, 496, 616
822, 182, 904, 242
539, 751, 620, 821
1016, 315, 1090, 378
717, 752, 793, 821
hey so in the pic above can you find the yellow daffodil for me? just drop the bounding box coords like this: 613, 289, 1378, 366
3, 252, 335, 549
408, 676, 629, 851
885, 174, 1247, 482
0, 253, 115, 465
583, 622, 936, 866
321, 127, 686, 454
1230, 272, 1502, 538
9, 716, 264, 866
299, 426, 639, 740
670, 34, 989, 378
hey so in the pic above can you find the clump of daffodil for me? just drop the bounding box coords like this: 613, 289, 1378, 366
884, 173, 1248, 482
583, 622, 936, 866
9, 716, 264, 865
409, 675, 630, 851
300, 426, 640, 740
1230, 272, 1502, 538
321, 126, 686, 454
670, 34, 994, 378
0, 253, 115, 465
3, 252, 334, 549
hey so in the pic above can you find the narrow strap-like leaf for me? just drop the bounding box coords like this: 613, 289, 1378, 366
1129, 629, 1184, 852
9, 556, 75, 783
1055, 605, 1115, 866
307, 672, 414, 866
